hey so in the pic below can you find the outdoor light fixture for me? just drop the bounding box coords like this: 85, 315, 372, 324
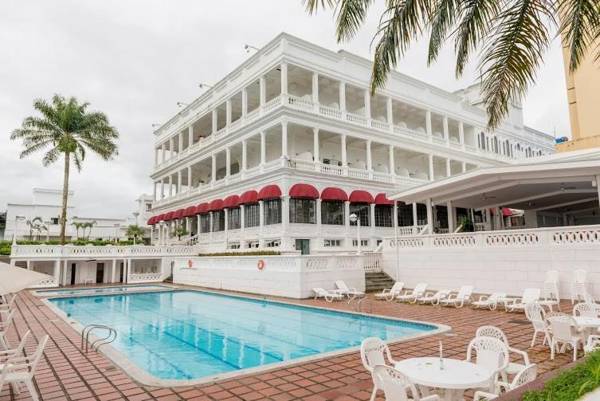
244, 44, 259, 53
198, 83, 213, 89
176, 102, 188, 107
151, 123, 161, 128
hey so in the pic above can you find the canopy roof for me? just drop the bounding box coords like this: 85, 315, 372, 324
392, 158, 600, 213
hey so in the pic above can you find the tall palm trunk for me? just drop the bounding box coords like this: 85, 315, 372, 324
59, 152, 70, 244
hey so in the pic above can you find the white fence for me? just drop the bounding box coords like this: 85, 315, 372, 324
11, 244, 199, 259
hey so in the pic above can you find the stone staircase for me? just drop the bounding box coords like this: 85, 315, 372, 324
365, 271, 395, 292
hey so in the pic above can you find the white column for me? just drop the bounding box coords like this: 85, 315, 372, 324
224, 208, 229, 233
459, 121, 465, 148
226, 99, 232, 126
149, 226, 154, 245
177, 170, 182, 194
280, 63, 288, 95
111, 259, 117, 283
259, 200, 265, 235
447, 201, 455, 233
161, 143, 166, 162
412, 203, 418, 231
425, 110, 432, 138
388, 145, 395, 175
393, 202, 398, 228
169, 137, 174, 158
443, 116, 449, 144
316, 199, 322, 227
386, 96, 393, 126
341, 134, 347, 167
53, 260, 60, 285
281, 195, 289, 232
197, 215, 201, 236
426, 198, 433, 234
281, 121, 288, 158
312, 72, 319, 111
240, 204, 245, 231
462, 161, 467, 173
211, 154, 217, 182
364, 90, 371, 120
154, 148, 159, 166
446, 158, 451, 177
168, 175, 173, 196
260, 131, 266, 165
242, 139, 247, 171
339, 82, 346, 117
178, 133, 183, 154
344, 201, 351, 232
187, 165, 192, 192
225, 147, 231, 177
153, 181, 157, 201
366, 140, 372, 171
313, 128, 319, 162
188, 126, 193, 148
242, 88, 248, 118
428, 154, 434, 181
160, 178, 165, 199
596, 175, 600, 209
212, 109, 218, 134
259, 77, 266, 107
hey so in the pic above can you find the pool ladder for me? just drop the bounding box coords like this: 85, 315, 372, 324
81, 324, 117, 353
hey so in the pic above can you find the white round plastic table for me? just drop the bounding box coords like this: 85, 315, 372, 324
574, 316, 600, 328
394, 357, 494, 401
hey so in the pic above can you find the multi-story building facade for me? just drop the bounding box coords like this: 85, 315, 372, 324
147, 33, 555, 254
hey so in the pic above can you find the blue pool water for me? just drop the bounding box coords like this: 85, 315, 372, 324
50, 291, 437, 381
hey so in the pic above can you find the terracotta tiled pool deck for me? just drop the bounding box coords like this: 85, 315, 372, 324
1, 289, 575, 401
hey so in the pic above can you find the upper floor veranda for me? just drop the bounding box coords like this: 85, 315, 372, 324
151, 33, 555, 177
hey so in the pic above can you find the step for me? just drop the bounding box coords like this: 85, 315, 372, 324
365, 271, 395, 292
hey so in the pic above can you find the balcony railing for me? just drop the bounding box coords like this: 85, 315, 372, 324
11, 244, 198, 259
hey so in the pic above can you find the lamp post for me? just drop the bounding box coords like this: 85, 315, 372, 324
12, 215, 25, 246
349, 213, 361, 255
159, 220, 165, 246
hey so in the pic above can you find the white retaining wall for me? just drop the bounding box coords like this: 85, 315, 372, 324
173, 254, 365, 299
382, 225, 600, 298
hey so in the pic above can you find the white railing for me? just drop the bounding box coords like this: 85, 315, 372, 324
348, 167, 370, 180
346, 112, 367, 125
371, 119, 390, 131
29, 277, 59, 288
287, 95, 313, 111
386, 224, 600, 250
319, 105, 342, 119
11, 244, 198, 259
263, 95, 282, 113
127, 272, 163, 283
361, 253, 383, 273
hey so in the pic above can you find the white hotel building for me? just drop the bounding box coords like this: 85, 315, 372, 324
147, 33, 555, 254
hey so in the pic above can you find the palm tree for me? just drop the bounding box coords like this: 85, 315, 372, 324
82, 221, 96, 240
126, 225, 145, 244
304, 0, 599, 128
11, 95, 119, 244
71, 221, 84, 239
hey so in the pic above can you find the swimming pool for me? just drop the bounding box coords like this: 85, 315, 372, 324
49, 290, 444, 384
37, 284, 171, 297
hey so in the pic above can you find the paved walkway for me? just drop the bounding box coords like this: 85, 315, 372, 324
0, 289, 574, 401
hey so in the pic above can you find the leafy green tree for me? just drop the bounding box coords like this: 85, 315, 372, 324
72, 221, 84, 239
303, 0, 599, 128
126, 224, 145, 244
11, 95, 119, 244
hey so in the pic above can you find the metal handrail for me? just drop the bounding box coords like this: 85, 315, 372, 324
81, 324, 117, 353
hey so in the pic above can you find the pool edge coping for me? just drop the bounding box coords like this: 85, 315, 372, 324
41, 285, 452, 388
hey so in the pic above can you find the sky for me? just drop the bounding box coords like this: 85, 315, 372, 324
0, 0, 570, 218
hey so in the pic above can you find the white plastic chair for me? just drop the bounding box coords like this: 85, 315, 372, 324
476, 326, 530, 379
440, 285, 474, 308
360, 338, 400, 401
466, 337, 509, 389
313, 288, 343, 302
417, 289, 450, 305
473, 364, 537, 401
334, 280, 365, 299
372, 365, 440, 401
0, 294, 16, 316
525, 303, 551, 348
0, 331, 31, 363
584, 335, 600, 354
374, 282, 405, 301
472, 292, 506, 310
546, 313, 585, 361
504, 288, 541, 312
538, 278, 561, 312
0, 310, 15, 350
572, 269, 587, 304
396, 283, 428, 304
0, 334, 48, 401
573, 302, 600, 318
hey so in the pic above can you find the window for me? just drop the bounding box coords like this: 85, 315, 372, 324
397, 204, 414, 227
50, 217, 59, 225
264, 199, 281, 225
321, 201, 344, 225
227, 242, 240, 249
247, 241, 260, 249
289, 199, 315, 224
145, 203, 152, 211
416, 203, 428, 225
352, 239, 369, 247
323, 239, 341, 247
212, 211, 225, 232
265, 239, 280, 248
228, 208, 240, 230
244, 203, 260, 227
375, 205, 393, 227
200, 214, 210, 233
350, 204, 370, 226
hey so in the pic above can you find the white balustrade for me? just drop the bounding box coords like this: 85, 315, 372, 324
286, 94, 313, 111
11, 244, 198, 259
346, 112, 367, 125
318, 105, 342, 119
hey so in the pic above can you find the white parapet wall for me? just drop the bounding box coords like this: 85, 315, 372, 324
382, 225, 600, 298
172, 254, 366, 299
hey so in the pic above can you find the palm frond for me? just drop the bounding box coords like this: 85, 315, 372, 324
304, 0, 337, 13
454, 0, 503, 77
427, 0, 460, 64
371, 0, 434, 93
479, 0, 554, 128
19, 140, 53, 159
557, 0, 600, 71
334, 0, 374, 42
42, 147, 61, 166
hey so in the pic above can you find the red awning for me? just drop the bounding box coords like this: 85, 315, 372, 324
258, 184, 282, 201
289, 183, 319, 199
173, 208, 185, 219
502, 208, 513, 217
349, 190, 374, 204
224, 195, 241, 208
183, 206, 197, 217
374, 193, 394, 206
196, 203, 210, 214
163, 211, 175, 221
155, 213, 165, 222
209, 199, 224, 211
147, 216, 156, 225
240, 190, 258, 204
321, 187, 348, 202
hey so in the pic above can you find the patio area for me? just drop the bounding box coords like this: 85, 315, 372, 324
1, 288, 575, 401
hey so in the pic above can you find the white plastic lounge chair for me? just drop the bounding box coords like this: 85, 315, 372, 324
503, 288, 541, 312
0, 334, 48, 401
571, 269, 587, 304
525, 303, 551, 348
396, 283, 428, 304
546, 313, 585, 361
476, 326, 531, 380
0, 310, 15, 350
313, 288, 343, 302
334, 281, 365, 299
372, 365, 440, 401
440, 285, 474, 308
374, 282, 405, 301
360, 337, 400, 401
0, 331, 31, 362
473, 364, 537, 401
416, 289, 450, 305
0, 294, 16, 315
466, 337, 509, 389
472, 292, 506, 310
573, 302, 600, 318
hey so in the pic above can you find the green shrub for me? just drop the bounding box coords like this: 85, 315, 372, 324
523, 350, 600, 401
198, 250, 281, 257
